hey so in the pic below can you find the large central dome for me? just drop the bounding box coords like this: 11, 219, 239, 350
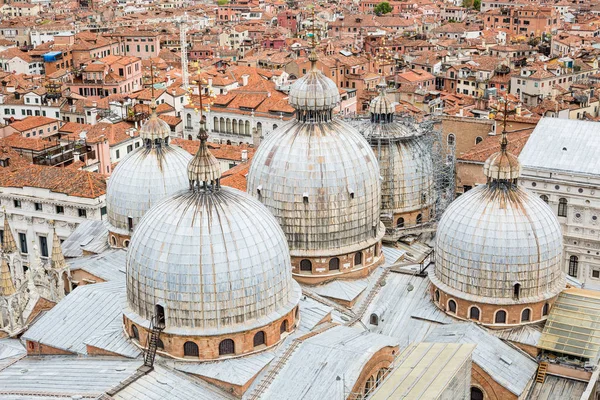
247, 50, 385, 284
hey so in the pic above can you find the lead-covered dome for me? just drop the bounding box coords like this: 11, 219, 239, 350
125, 129, 300, 342
106, 104, 192, 247
431, 139, 564, 304
248, 51, 385, 284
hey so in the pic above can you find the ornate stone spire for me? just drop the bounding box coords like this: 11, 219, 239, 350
0, 257, 15, 297
187, 117, 221, 192
50, 225, 66, 271
2, 209, 17, 254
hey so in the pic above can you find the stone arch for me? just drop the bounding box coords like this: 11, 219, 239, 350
214, 116, 219, 132
300, 259, 312, 272
219, 117, 225, 132
494, 309, 507, 324
184, 341, 199, 357
354, 252, 363, 266
253, 331, 266, 347
329, 257, 340, 271
280, 319, 288, 334
447, 299, 457, 313
521, 308, 531, 322
218, 339, 235, 355
469, 305, 480, 321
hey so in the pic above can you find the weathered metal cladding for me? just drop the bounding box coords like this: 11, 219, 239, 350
434, 184, 565, 302
483, 151, 522, 181
106, 145, 192, 233
139, 112, 171, 141
369, 94, 394, 115
125, 187, 301, 336
247, 119, 383, 255
367, 124, 435, 215
288, 69, 341, 111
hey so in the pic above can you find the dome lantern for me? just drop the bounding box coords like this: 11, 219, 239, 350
369, 77, 394, 123
187, 118, 221, 192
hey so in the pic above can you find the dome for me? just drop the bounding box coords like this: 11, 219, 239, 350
125, 187, 301, 336
247, 118, 383, 255
106, 109, 192, 241
288, 53, 340, 112
483, 149, 521, 181
125, 129, 300, 337
432, 144, 564, 304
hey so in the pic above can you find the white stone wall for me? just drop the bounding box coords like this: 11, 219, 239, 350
520, 170, 600, 289
0, 187, 106, 265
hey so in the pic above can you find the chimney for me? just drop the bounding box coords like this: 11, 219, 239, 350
515, 104, 521, 116
459, 108, 464, 117
241, 149, 248, 162
172, 89, 176, 97
208, 77, 213, 87
241, 74, 249, 86
92, 101, 97, 108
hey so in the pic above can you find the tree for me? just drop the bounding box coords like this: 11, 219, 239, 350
217, 0, 228, 5
473, 0, 481, 10
374, 2, 392, 15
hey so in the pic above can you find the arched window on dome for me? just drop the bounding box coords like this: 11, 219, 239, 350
475, 136, 483, 145
495, 310, 507, 324
513, 283, 521, 300
558, 198, 568, 217
300, 259, 312, 272
184, 341, 199, 357
280, 320, 288, 334
543, 303, 550, 316
370, 313, 379, 326
416, 214, 422, 225
253, 331, 266, 347
469, 306, 480, 321
448, 300, 457, 313
354, 252, 363, 266
397, 217, 404, 228
273, 124, 278, 130
154, 304, 165, 327
364, 376, 375, 396
471, 387, 484, 400
111, 236, 117, 247
124, 240, 130, 248
329, 257, 340, 271
521, 308, 531, 322
447, 134, 455, 146
569, 256, 579, 277
156, 338, 164, 349
219, 339, 235, 356
434, 290, 440, 303
131, 325, 139, 340
186, 113, 192, 129
540, 195, 549, 204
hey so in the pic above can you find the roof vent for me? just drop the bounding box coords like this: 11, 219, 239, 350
562, 147, 567, 151
500, 355, 513, 365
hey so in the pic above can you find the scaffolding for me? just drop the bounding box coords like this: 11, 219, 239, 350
344, 113, 455, 241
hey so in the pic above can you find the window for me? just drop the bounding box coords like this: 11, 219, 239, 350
354, 252, 362, 266
131, 325, 139, 340
495, 310, 507, 324
475, 136, 483, 144
253, 331, 266, 347
329, 257, 340, 271
39, 236, 48, 258
280, 319, 288, 334
558, 198, 567, 217
471, 387, 484, 400
127, 144, 133, 153
34, 202, 42, 211
569, 255, 579, 277
543, 303, 549, 316
540, 195, 549, 204
447, 133, 455, 146
514, 283, 521, 299
56, 205, 64, 214
116, 149, 120, 159
364, 376, 375, 396
100, 206, 107, 216
521, 308, 531, 322
0, 229, 3, 245
434, 290, 440, 303
593, 270, 600, 279
416, 214, 422, 224
13, 200, 21, 208
128, 217, 133, 231
184, 341, 199, 357
469, 307, 480, 320
300, 259, 311, 272
78, 209, 87, 218
448, 299, 457, 313
370, 313, 379, 326
18, 233, 27, 254
219, 339, 235, 355
397, 217, 404, 228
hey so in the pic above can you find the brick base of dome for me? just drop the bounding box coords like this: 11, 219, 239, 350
429, 283, 557, 327
291, 241, 384, 285
108, 230, 131, 249
382, 206, 434, 243
123, 306, 299, 361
